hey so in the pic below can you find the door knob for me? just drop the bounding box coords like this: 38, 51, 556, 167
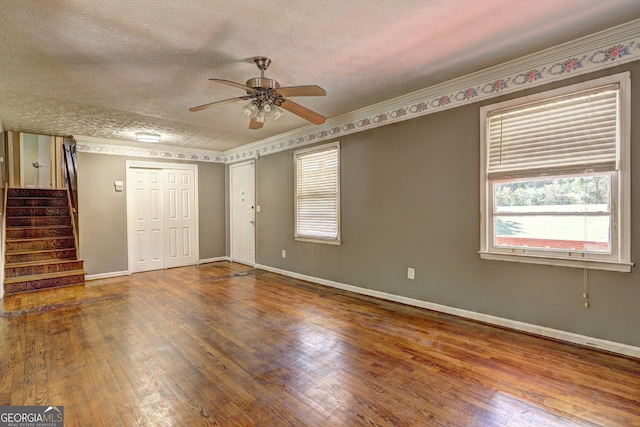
250, 220, 255, 225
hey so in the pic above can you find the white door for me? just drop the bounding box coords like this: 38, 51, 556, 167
230, 161, 255, 265
37, 135, 53, 188
129, 168, 164, 273
127, 162, 199, 274
164, 169, 196, 269
19, 133, 53, 188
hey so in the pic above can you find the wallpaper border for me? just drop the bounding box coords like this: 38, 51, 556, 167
76, 20, 640, 164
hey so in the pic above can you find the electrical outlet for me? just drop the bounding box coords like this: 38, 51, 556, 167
282, 249, 286, 258
407, 267, 415, 280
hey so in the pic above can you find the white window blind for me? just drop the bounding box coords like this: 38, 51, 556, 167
487, 85, 619, 179
295, 142, 340, 242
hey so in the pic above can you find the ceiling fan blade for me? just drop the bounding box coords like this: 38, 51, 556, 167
189, 96, 252, 112
280, 99, 326, 125
209, 78, 260, 94
249, 119, 264, 130
276, 85, 327, 97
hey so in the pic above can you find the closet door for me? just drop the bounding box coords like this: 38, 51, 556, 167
127, 162, 199, 274
129, 168, 164, 273
164, 168, 196, 269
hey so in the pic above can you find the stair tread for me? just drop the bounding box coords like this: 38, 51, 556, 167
7, 215, 72, 218
5, 247, 77, 255
6, 259, 84, 268
7, 191, 66, 196
6, 220, 72, 227
4, 269, 86, 284
7, 196, 67, 199
8, 195, 67, 198
6, 236, 75, 242
7, 225, 73, 229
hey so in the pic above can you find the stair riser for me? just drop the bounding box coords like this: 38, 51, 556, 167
4, 274, 85, 295
5, 249, 78, 264
6, 227, 74, 239
6, 217, 72, 227
5, 261, 85, 278
6, 238, 76, 252
6, 207, 70, 217
7, 188, 67, 198
7, 198, 69, 207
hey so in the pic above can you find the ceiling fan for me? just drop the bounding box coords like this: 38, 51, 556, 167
189, 56, 327, 129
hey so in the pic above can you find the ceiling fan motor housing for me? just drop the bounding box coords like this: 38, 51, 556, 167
245, 77, 280, 91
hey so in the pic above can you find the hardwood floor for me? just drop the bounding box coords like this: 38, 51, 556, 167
1, 261, 639, 426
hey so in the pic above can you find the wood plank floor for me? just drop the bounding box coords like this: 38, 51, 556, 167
1, 261, 639, 426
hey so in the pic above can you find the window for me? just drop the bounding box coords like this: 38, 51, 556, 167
294, 141, 341, 244
479, 73, 631, 272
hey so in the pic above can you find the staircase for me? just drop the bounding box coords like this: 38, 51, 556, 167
4, 188, 85, 295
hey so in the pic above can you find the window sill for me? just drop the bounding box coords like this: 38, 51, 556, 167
479, 251, 633, 272
294, 236, 341, 245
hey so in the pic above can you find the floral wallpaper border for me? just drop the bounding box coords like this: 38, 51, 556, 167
76, 138, 225, 163
78, 22, 640, 164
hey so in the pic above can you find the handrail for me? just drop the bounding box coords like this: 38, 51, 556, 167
1, 184, 7, 299
71, 142, 77, 184
65, 186, 81, 255
62, 139, 78, 213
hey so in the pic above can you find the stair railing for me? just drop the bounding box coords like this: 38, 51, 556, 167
65, 186, 82, 261
62, 138, 79, 237
63, 139, 78, 210
1, 184, 7, 299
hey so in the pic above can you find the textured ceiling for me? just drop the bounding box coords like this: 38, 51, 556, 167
1, 0, 639, 152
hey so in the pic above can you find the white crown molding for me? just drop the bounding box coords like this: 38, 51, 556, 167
75, 135, 226, 163
225, 19, 640, 163
255, 263, 640, 359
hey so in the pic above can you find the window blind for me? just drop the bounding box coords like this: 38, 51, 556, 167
487, 85, 619, 179
295, 144, 340, 240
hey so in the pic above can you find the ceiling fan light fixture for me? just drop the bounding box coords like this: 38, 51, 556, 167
261, 100, 273, 113
273, 106, 284, 120
255, 109, 266, 123
242, 101, 258, 117
135, 132, 161, 143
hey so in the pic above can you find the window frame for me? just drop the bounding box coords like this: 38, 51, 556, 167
294, 141, 341, 245
479, 72, 632, 272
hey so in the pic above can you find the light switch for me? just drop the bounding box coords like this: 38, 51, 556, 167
114, 180, 124, 192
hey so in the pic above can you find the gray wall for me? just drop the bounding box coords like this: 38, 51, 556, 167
77, 152, 226, 275
255, 62, 640, 347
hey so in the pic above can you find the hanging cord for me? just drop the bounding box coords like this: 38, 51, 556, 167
583, 267, 589, 308
582, 93, 592, 309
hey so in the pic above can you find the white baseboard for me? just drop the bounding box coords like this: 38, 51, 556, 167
85, 258, 231, 281
85, 270, 130, 281
198, 256, 231, 265
255, 263, 640, 359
